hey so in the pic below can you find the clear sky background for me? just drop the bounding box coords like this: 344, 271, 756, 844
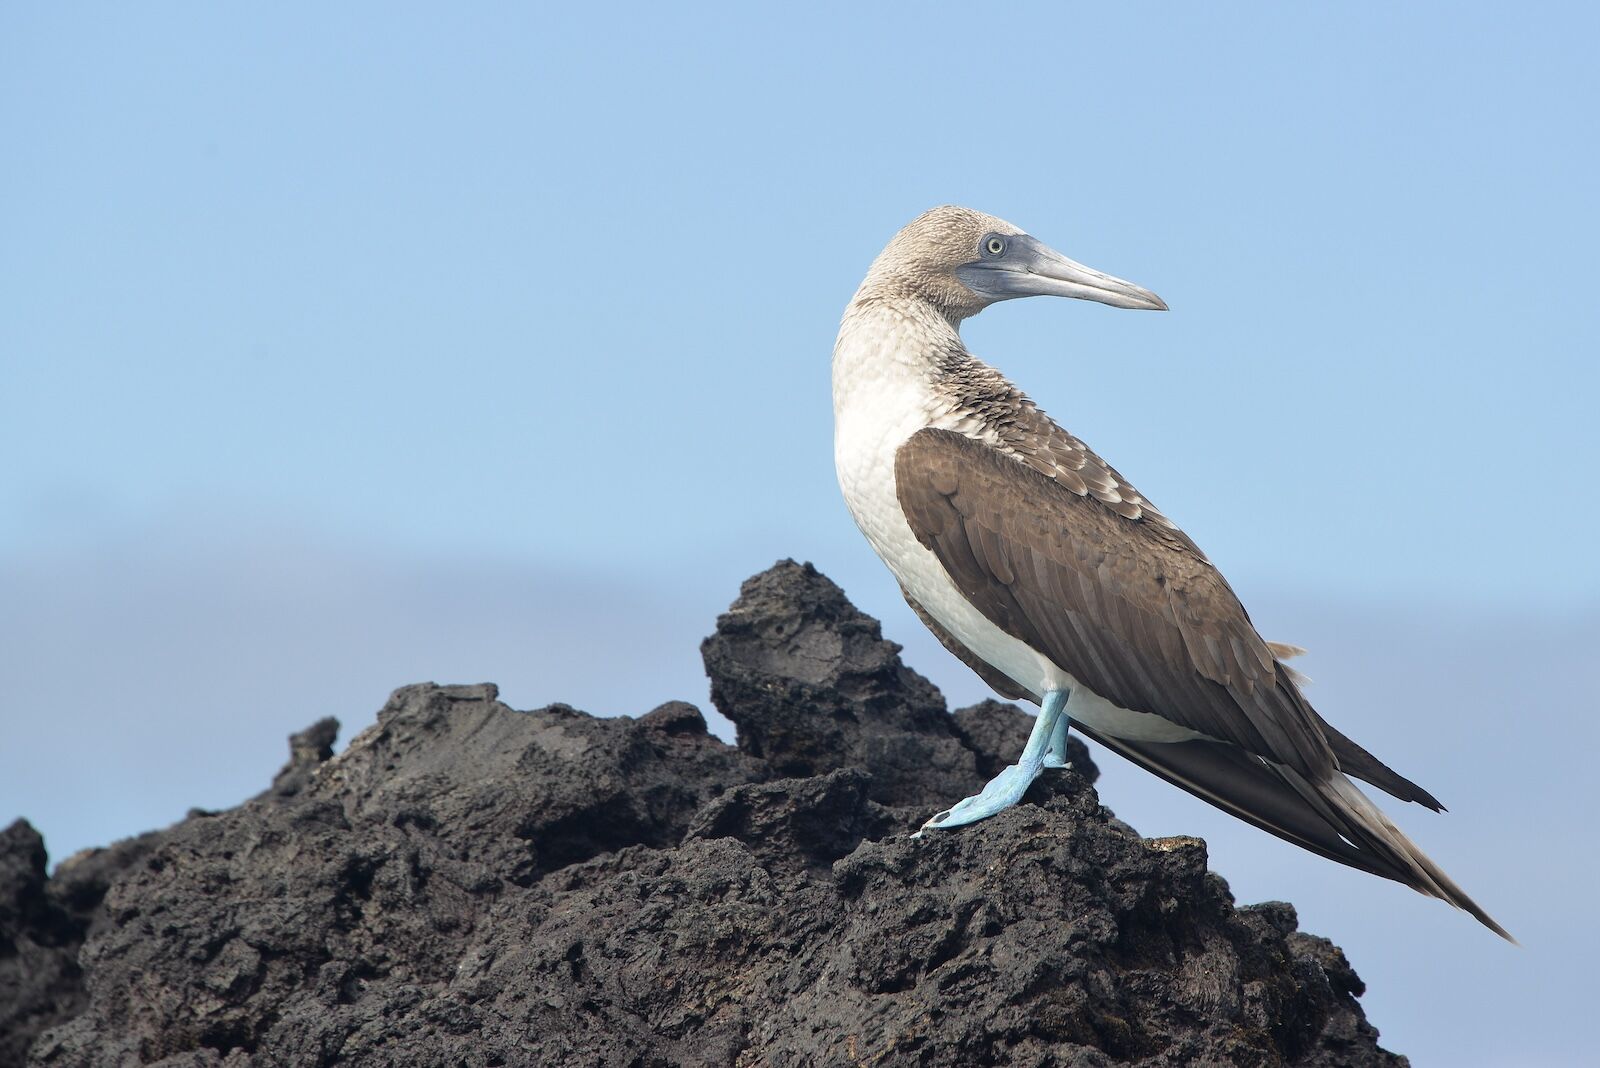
2, 4, 1596, 1064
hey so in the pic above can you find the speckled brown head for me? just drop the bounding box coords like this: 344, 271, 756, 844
853, 204, 1166, 323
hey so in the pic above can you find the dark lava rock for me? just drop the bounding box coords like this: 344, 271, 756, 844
5, 560, 1405, 1066
1, 817, 161, 1068
701, 561, 1099, 812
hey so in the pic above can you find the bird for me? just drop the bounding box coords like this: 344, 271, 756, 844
832, 205, 1510, 940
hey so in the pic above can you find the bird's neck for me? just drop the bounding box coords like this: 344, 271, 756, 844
833, 294, 1022, 447
834, 294, 968, 382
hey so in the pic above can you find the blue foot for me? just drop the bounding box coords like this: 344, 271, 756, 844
915, 689, 1070, 835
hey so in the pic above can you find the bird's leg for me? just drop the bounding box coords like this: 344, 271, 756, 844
915, 689, 1070, 836
1043, 701, 1072, 768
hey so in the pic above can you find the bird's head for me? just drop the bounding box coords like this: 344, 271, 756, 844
859, 205, 1166, 322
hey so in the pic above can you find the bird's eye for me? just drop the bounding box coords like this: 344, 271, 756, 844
985, 237, 1006, 256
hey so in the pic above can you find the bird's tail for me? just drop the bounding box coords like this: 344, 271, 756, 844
1313, 772, 1515, 942
1075, 726, 1514, 941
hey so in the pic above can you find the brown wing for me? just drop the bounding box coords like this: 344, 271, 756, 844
894, 427, 1335, 780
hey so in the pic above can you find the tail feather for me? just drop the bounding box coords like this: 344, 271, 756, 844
1075, 725, 1514, 941
1320, 773, 1514, 942
1315, 714, 1446, 811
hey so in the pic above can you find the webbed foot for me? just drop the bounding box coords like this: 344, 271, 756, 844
913, 688, 1071, 837
916, 755, 1045, 832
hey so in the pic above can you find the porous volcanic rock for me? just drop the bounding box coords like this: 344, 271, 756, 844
6, 560, 1405, 1066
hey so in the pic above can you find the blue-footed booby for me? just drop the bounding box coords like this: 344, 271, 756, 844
833, 205, 1510, 939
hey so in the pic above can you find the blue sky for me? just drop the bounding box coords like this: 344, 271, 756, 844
2, 5, 1596, 1064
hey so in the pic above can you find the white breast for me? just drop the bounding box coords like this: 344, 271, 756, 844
831, 303, 1205, 744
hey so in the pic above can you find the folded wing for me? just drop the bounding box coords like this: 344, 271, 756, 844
894, 427, 1508, 938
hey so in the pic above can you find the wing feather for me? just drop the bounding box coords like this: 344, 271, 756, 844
895, 427, 1335, 779
890, 429, 1507, 936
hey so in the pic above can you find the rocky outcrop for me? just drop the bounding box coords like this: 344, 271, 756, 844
3, 560, 1405, 1066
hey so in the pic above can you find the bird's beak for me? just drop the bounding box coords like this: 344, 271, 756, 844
1020, 238, 1168, 311
957, 234, 1168, 311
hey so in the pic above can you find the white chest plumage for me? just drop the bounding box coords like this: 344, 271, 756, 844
831, 302, 1204, 744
